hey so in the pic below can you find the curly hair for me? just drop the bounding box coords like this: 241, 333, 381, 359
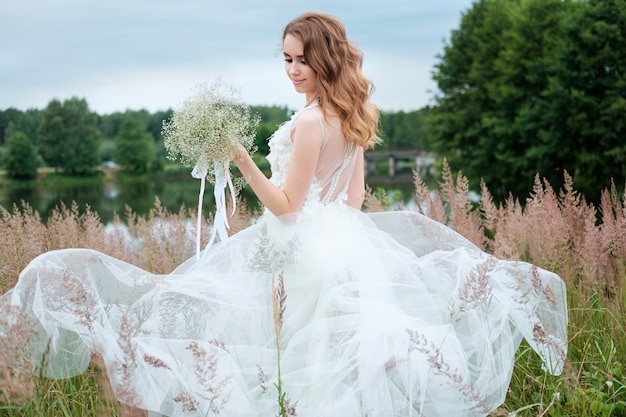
283, 12, 381, 149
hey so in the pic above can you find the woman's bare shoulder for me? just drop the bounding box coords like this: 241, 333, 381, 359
293, 108, 324, 137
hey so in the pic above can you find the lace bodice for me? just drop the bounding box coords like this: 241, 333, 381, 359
266, 103, 358, 209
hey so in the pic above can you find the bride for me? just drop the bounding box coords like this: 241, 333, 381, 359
0, 11, 567, 417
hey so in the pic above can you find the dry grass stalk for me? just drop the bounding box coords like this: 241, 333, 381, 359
1, 166, 625, 414
420, 165, 625, 316
272, 271, 297, 417
438, 160, 487, 250
124, 198, 201, 274
413, 159, 486, 249
225, 194, 258, 235
172, 340, 232, 415
272, 272, 287, 347
413, 169, 446, 223
0, 202, 47, 293
407, 328, 491, 414
448, 258, 495, 322
0, 197, 215, 294
0, 303, 40, 405
362, 184, 386, 212
113, 312, 140, 407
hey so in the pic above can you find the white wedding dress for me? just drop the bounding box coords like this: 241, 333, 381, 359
0, 104, 567, 417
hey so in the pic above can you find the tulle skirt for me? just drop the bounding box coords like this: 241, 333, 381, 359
0, 204, 568, 417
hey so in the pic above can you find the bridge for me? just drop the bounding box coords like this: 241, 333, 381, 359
363, 150, 435, 179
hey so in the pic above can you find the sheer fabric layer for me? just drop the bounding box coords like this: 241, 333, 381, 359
0, 105, 568, 417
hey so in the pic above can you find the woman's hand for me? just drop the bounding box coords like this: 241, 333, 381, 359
231, 110, 323, 216
232, 143, 249, 164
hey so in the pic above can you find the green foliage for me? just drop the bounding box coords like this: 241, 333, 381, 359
114, 119, 153, 174
251, 105, 292, 155
0, 109, 43, 148
505, 292, 626, 416
3, 102, 424, 173
429, 0, 626, 203
99, 108, 172, 142
4, 121, 17, 142
4, 131, 39, 180
99, 139, 116, 163
0, 107, 22, 146
251, 105, 293, 123
37, 98, 100, 176
0, 363, 121, 416
379, 107, 432, 150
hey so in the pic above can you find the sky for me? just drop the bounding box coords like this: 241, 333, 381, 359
0, 0, 475, 114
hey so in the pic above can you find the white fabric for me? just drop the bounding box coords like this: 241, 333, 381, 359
0, 104, 568, 417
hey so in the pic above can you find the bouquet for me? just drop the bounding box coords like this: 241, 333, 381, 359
162, 79, 260, 258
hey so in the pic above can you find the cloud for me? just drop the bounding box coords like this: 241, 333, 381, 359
0, 0, 473, 113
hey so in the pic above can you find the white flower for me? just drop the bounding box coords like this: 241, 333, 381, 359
161, 78, 260, 257
161, 78, 260, 188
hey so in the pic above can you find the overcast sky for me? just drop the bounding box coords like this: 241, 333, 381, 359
1, 0, 474, 114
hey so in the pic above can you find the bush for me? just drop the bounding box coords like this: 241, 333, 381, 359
4, 132, 39, 180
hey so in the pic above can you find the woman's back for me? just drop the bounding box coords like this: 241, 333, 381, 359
267, 103, 361, 208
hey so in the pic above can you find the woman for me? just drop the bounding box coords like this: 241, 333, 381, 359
0, 12, 567, 417
232, 12, 379, 216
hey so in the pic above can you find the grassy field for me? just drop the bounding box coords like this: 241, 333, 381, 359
0, 163, 624, 416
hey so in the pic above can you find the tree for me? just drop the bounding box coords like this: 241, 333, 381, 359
379, 109, 432, 150
5, 131, 39, 180
114, 119, 153, 174
0, 108, 43, 147
37, 97, 100, 175
542, 0, 626, 202
36, 99, 64, 169
427, 0, 626, 202
4, 121, 18, 142
17, 109, 43, 145
0, 108, 22, 146
429, 0, 517, 199
251, 105, 292, 155
98, 112, 127, 140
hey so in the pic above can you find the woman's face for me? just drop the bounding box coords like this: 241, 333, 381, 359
283, 34, 318, 103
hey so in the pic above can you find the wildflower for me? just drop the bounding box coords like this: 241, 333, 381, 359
162, 78, 260, 257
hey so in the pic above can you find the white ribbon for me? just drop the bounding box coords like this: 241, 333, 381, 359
192, 160, 237, 259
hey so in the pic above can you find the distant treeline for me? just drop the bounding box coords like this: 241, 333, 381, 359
0, 99, 426, 177
2, 0, 625, 205
0, 103, 427, 151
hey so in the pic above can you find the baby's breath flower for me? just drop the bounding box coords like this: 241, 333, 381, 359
161, 79, 260, 257
161, 78, 259, 188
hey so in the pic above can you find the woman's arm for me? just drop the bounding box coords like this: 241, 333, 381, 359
345, 146, 365, 210
233, 111, 323, 216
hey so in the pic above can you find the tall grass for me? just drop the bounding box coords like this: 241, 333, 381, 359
413, 162, 625, 416
1, 161, 625, 416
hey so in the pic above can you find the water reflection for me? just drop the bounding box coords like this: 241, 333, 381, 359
5, 180, 105, 220
0, 174, 415, 224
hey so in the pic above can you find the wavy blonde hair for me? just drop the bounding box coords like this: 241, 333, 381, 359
283, 12, 381, 149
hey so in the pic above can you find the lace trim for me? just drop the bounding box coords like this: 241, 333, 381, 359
266, 103, 322, 190
266, 102, 352, 210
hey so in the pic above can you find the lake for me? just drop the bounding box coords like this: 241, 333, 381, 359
0, 172, 419, 224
